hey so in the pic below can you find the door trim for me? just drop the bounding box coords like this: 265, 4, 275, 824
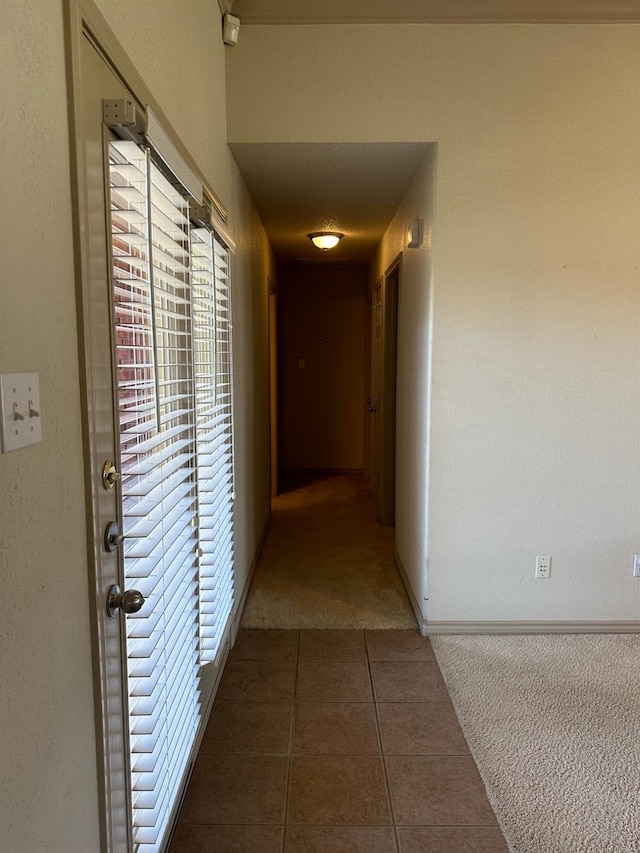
379, 253, 401, 524
65, 8, 134, 848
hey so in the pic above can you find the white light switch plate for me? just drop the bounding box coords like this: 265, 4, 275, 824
0, 372, 42, 452
535, 555, 551, 578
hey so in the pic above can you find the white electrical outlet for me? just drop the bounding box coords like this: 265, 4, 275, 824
633, 556, 640, 577
535, 556, 551, 578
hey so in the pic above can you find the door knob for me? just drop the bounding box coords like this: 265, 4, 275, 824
106, 584, 145, 617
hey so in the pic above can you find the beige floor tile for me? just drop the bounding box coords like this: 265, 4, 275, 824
230, 629, 299, 662
286, 825, 397, 852
386, 756, 498, 826
397, 826, 508, 852
293, 702, 379, 754
179, 754, 288, 824
371, 661, 449, 702
296, 661, 373, 702
200, 701, 292, 754
170, 824, 284, 853
288, 755, 391, 825
365, 629, 436, 661
377, 702, 469, 755
299, 629, 367, 661
218, 660, 297, 702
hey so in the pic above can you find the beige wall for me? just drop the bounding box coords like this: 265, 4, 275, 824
281, 268, 366, 470
227, 23, 640, 623
1, 1, 273, 849
227, 182, 275, 576
0, 2, 100, 850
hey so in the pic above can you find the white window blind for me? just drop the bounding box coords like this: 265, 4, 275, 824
108, 138, 234, 852
191, 229, 235, 662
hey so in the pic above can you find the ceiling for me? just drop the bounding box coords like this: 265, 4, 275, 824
229, 143, 432, 268
229, 0, 640, 23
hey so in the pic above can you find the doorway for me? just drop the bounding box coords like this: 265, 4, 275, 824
67, 10, 236, 851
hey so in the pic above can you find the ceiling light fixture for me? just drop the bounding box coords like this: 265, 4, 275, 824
308, 231, 343, 251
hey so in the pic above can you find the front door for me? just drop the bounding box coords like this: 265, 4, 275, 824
71, 30, 137, 851
68, 16, 235, 852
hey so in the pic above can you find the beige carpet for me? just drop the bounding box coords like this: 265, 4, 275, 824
241, 473, 416, 629
430, 634, 640, 853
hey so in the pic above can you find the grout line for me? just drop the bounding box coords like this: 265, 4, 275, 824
282, 629, 300, 853
366, 645, 401, 853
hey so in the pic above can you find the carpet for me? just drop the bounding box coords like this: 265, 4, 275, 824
240, 473, 416, 630
430, 634, 640, 853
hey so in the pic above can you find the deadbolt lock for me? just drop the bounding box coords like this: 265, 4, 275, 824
104, 520, 126, 553
102, 459, 121, 490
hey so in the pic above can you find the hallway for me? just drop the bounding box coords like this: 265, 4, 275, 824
170, 629, 508, 852
241, 474, 416, 629
170, 476, 506, 851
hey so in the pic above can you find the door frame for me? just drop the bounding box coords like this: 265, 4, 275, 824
367, 255, 401, 525
379, 254, 401, 524
65, 7, 137, 848
268, 277, 279, 496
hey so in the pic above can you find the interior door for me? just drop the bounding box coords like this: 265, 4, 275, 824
369, 265, 399, 526
370, 280, 383, 511
268, 279, 279, 496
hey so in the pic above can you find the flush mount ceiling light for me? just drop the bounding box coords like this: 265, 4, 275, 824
308, 231, 343, 251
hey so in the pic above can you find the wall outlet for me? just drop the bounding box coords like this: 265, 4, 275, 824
633, 556, 640, 577
535, 555, 551, 578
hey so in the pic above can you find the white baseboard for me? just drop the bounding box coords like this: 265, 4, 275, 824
426, 621, 640, 634
232, 510, 271, 640
394, 552, 427, 636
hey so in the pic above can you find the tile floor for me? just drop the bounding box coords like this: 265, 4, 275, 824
170, 629, 508, 853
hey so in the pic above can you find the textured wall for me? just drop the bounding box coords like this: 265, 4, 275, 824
226, 177, 275, 583
227, 24, 640, 622
0, 2, 100, 850
96, 0, 231, 203
280, 268, 366, 470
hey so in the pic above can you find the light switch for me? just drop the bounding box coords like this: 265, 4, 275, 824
0, 372, 42, 452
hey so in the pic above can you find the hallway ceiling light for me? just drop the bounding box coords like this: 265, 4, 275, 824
308, 231, 343, 250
